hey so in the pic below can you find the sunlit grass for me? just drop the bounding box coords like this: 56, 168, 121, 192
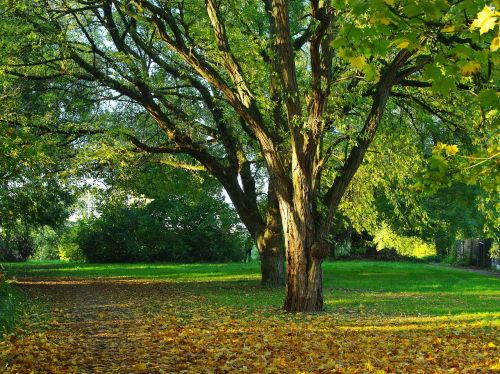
2, 260, 499, 318
1, 260, 498, 372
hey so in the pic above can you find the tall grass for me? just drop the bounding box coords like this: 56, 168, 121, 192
0, 274, 21, 337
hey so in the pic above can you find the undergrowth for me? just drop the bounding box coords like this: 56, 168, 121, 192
0, 275, 21, 338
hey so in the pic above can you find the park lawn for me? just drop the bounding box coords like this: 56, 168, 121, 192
1, 260, 499, 372
3, 260, 499, 316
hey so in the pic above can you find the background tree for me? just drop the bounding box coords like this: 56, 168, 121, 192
73, 164, 247, 263
0, 76, 77, 260
333, 88, 498, 260
1, 0, 497, 311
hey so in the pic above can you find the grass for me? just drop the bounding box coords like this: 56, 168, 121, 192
0, 277, 50, 340
0, 277, 23, 337
1, 260, 499, 372
2, 260, 499, 318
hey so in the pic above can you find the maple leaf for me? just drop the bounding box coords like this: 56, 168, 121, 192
491, 37, 500, 52
432, 142, 447, 154
446, 145, 459, 156
396, 40, 411, 49
459, 61, 481, 76
441, 25, 455, 33
133, 363, 148, 372
471, 6, 498, 35
350, 56, 367, 70
370, 15, 392, 25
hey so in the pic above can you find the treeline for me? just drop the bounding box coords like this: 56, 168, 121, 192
1, 164, 496, 264
1, 166, 248, 264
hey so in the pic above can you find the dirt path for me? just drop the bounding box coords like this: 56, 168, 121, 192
2, 278, 193, 373
429, 263, 500, 277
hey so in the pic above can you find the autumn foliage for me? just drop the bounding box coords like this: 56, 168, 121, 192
1, 262, 499, 373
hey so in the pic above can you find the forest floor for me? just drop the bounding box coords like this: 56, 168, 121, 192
0, 261, 499, 373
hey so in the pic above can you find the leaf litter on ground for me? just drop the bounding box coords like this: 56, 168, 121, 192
0, 277, 498, 373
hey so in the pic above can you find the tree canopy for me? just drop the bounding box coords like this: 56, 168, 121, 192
0, 0, 498, 311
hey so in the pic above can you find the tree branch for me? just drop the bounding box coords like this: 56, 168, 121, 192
320, 50, 414, 238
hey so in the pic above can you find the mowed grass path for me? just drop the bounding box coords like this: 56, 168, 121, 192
1, 261, 499, 372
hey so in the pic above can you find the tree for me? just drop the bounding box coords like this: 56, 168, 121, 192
0, 75, 77, 261
333, 95, 498, 260
74, 165, 248, 262
1, 0, 286, 286
1, 0, 497, 311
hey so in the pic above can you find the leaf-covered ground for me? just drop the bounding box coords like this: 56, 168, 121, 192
0, 261, 499, 373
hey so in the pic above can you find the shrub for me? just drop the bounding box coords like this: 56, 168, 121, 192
75, 203, 245, 263
442, 245, 458, 264
0, 232, 34, 262
31, 226, 60, 261
57, 225, 85, 262
76, 210, 153, 262
372, 223, 436, 259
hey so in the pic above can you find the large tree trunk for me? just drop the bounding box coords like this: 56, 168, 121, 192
256, 182, 285, 287
259, 240, 285, 287
277, 53, 408, 312
221, 168, 285, 287
278, 148, 330, 312
280, 203, 329, 312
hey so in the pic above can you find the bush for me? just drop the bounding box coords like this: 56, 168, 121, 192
372, 223, 436, 259
31, 226, 60, 261
442, 246, 458, 264
0, 232, 34, 262
76, 210, 153, 262
75, 203, 245, 263
57, 225, 85, 262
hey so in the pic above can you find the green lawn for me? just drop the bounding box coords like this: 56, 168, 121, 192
2, 260, 499, 372
3, 260, 499, 318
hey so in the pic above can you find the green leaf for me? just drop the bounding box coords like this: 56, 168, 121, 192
433, 76, 456, 96
478, 89, 500, 109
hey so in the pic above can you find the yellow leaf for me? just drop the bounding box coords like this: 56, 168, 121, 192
371, 15, 392, 25
432, 142, 447, 154
133, 363, 147, 372
487, 342, 497, 348
446, 145, 459, 156
350, 56, 367, 70
441, 25, 455, 33
396, 40, 410, 49
491, 37, 500, 52
471, 6, 498, 35
337, 48, 348, 60
491, 360, 500, 370
460, 61, 481, 76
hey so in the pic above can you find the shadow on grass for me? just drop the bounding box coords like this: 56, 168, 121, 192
4, 260, 499, 319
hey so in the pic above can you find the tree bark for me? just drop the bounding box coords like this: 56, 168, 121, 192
279, 201, 328, 312
256, 182, 285, 287
278, 146, 330, 312
259, 240, 285, 287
